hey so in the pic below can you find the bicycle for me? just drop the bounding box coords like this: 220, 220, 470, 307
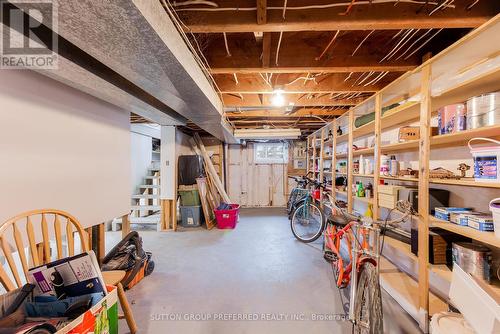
286, 172, 312, 217
289, 178, 326, 243
323, 195, 413, 334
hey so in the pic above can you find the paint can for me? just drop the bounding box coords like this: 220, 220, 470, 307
466, 91, 500, 129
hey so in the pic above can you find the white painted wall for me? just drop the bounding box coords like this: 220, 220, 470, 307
0, 70, 131, 229
130, 132, 152, 195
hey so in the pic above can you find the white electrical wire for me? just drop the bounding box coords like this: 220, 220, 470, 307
429, 0, 451, 15
351, 30, 375, 56
223, 32, 232, 57
344, 72, 354, 82
160, 0, 222, 96
275, 31, 284, 65
395, 29, 433, 60
233, 73, 239, 85
364, 71, 389, 86
172, 0, 218, 7
174, 0, 456, 12
316, 30, 340, 61
404, 28, 443, 60
386, 28, 420, 61
282, 0, 288, 20
380, 29, 413, 62
357, 71, 375, 86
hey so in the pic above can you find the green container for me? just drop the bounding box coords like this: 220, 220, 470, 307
178, 189, 201, 206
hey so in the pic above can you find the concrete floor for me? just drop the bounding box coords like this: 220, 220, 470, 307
106, 208, 421, 334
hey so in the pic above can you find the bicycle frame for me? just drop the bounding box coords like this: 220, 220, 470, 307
322, 193, 382, 323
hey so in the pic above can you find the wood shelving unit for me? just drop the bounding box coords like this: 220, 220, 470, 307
306, 15, 500, 332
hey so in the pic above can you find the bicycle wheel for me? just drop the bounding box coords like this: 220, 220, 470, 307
287, 189, 298, 215
290, 201, 325, 243
353, 261, 383, 334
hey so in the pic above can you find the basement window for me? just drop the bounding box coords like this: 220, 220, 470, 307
254, 142, 288, 164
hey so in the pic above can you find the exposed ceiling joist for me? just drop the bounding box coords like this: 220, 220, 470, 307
222, 94, 368, 107
210, 65, 416, 74
177, 2, 494, 33
215, 72, 395, 94
225, 108, 347, 118
257, 0, 267, 25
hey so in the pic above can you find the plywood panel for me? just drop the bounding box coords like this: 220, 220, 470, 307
227, 143, 287, 207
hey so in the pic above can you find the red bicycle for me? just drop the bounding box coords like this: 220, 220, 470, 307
322, 193, 412, 334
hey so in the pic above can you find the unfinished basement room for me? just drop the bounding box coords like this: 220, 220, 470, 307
1, 1, 500, 333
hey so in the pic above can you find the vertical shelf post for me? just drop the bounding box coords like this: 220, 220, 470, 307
332, 120, 337, 202
306, 137, 310, 175
373, 94, 382, 219
312, 134, 317, 177
347, 110, 354, 213
418, 64, 431, 333
319, 128, 325, 192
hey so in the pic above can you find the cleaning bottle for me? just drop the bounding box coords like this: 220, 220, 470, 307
364, 204, 373, 218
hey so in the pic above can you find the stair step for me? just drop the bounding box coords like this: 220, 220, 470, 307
139, 185, 160, 189
131, 194, 160, 199
144, 176, 160, 180
131, 205, 161, 211
129, 216, 160, 224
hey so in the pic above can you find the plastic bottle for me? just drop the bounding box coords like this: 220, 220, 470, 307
359, 155, 365, 175
380, 154, 390, 175
389, 155, 399, 176
364, 204, 373, 218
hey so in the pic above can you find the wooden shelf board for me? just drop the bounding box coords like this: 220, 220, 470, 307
353, 174, 374, 178
381, 175, 419, 182
432, 67, 500, 110
381, 101, 420, 130
336, 153, 348, 159
335, 190, 348, 196
336, 133, 349, 143
381, 140, 419, 153
353, 121, 374, 138
381, 176, 499, 188
430, 217, 500, 248
430, 178, 500, 189
353, 147, 374, 156
431, 124, 500, 148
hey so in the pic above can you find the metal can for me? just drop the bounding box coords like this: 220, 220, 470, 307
452, 242, 492, 283
466, 91, 500, 129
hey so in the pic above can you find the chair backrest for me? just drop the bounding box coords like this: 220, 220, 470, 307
0, 209, 89, 291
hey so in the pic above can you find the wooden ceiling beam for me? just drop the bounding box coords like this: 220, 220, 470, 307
256, 0, 267, 25
210, 65, 415, 74
215, 72, 393, 93
222, 94, 368, 107
225, 108, 348, 118
178, 1, 495, 33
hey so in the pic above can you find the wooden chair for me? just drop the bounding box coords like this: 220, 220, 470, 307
0, 209, 137, 334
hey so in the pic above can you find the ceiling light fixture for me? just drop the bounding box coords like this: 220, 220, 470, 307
271, 89, 285, 107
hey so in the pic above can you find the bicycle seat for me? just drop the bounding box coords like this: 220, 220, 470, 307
327, 215, 349, 227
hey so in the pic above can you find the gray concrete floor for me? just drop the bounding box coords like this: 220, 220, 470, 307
106, 208, 421, 334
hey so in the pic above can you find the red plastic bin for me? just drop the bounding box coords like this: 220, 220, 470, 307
215, 204, 240, 229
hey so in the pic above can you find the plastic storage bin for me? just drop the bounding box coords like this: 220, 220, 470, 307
490, 198, 500, 238
450, 264, 500, 334
215, 204, 240, 229
468, 138, 500, 183
180, 205, 202, 227
178, 189, 201, 206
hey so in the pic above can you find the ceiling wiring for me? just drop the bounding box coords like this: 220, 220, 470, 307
404, 28, 443, 59
173, 0, 456, 12
351, 30, 375, 56
395, 29, 433, 60
223, 32, 232, 57
316, 30, 340, 61
275, 31, 284, 65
